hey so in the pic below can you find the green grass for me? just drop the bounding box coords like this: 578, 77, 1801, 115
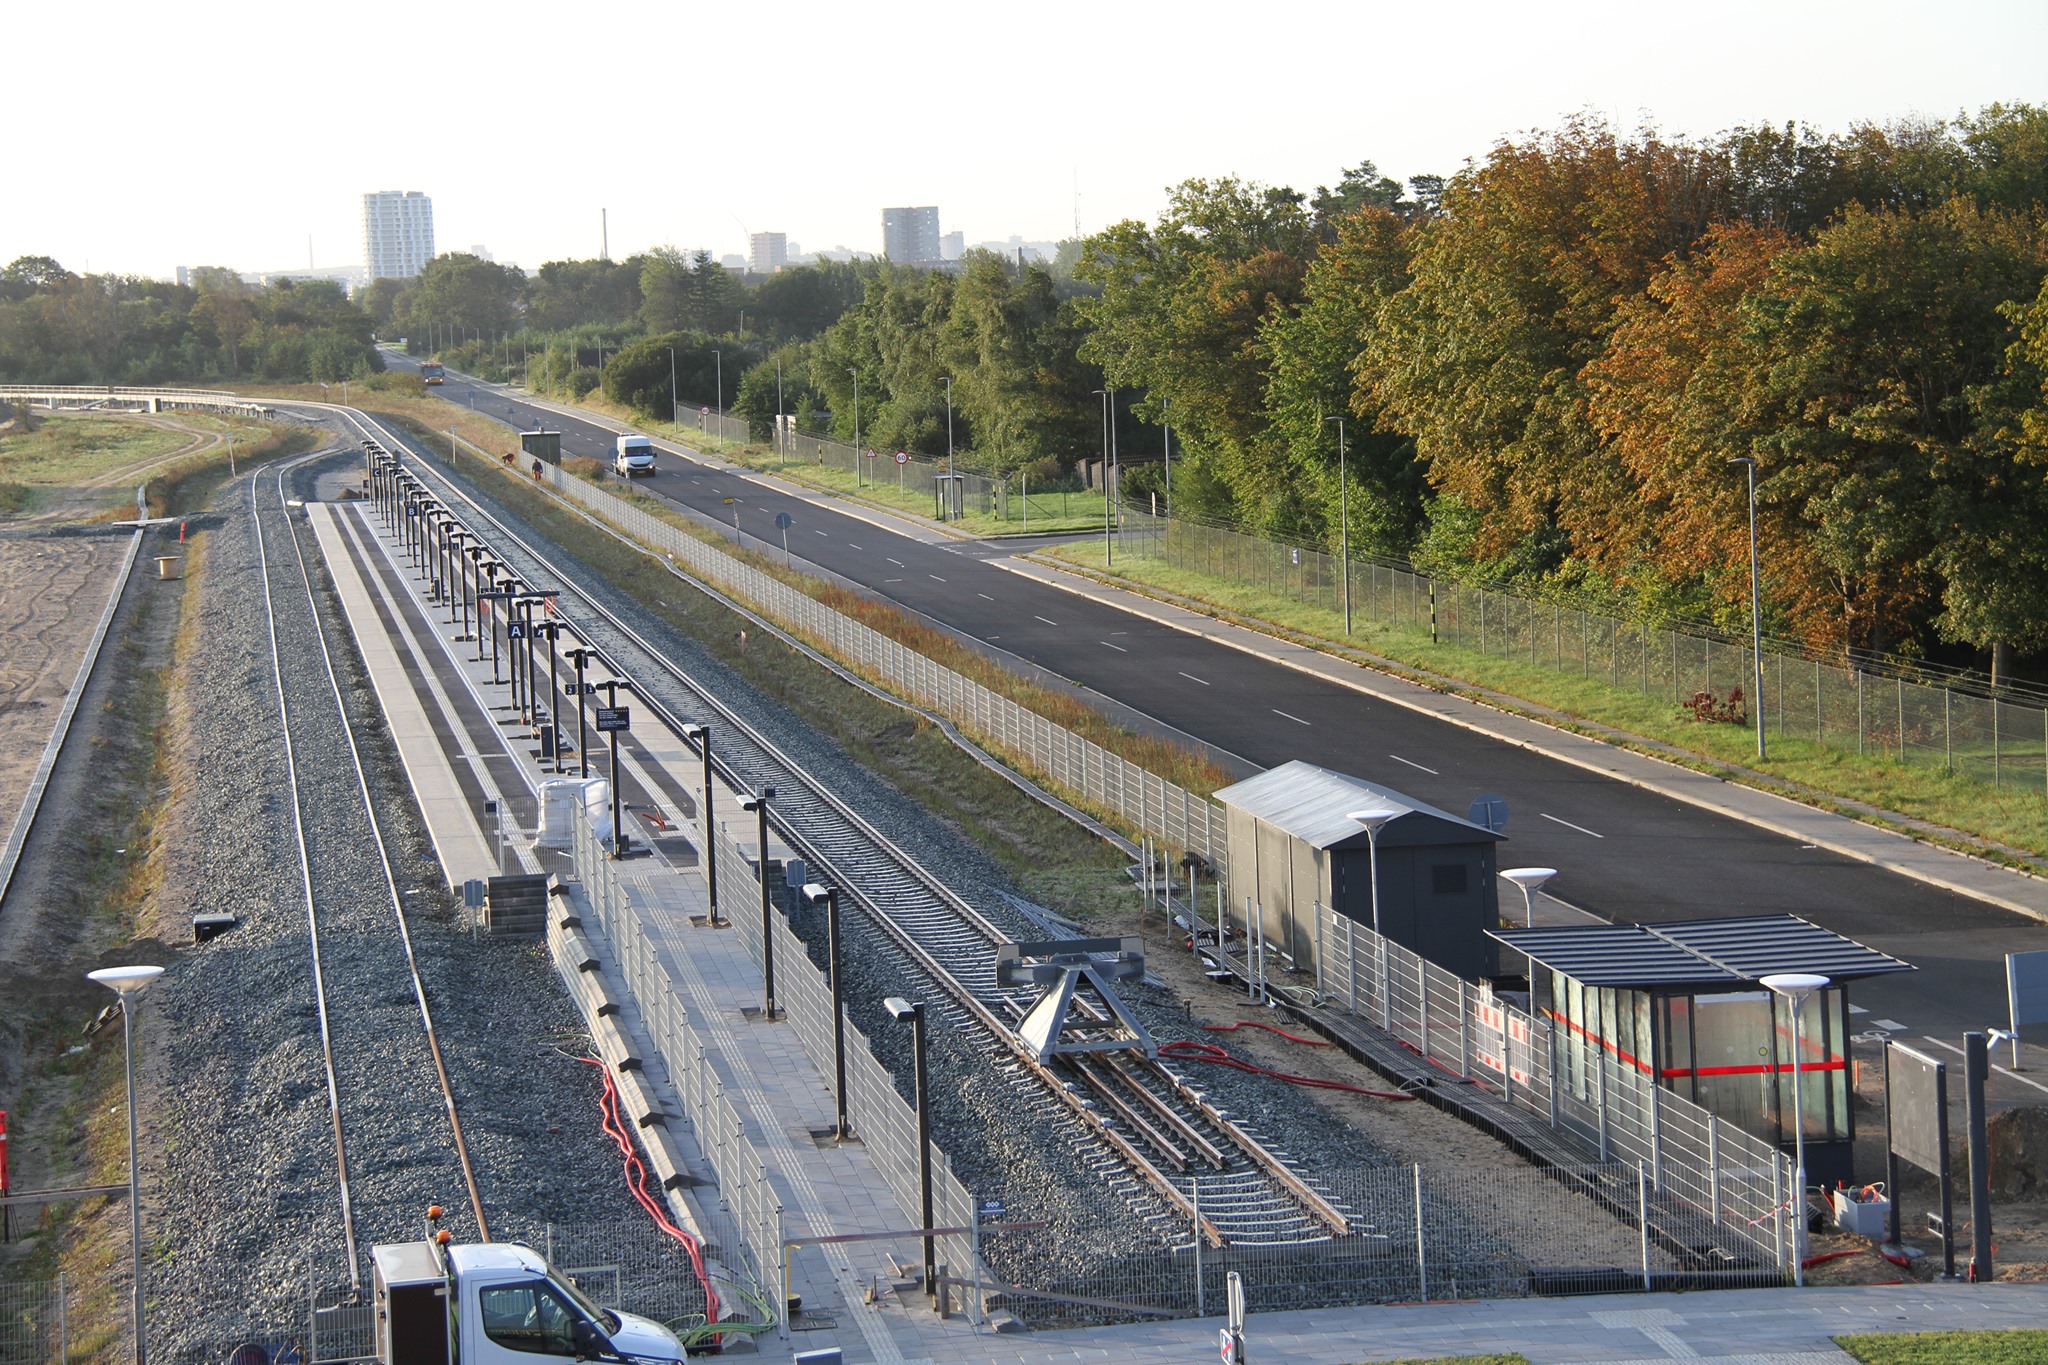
0, 413, 191, 485
1044, 539, 2048, 861
1837, 1329, 2048, 1364
1348, 1356, 1528, 1365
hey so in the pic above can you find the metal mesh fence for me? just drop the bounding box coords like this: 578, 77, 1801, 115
1313, 903, 1794, 1276
0, 1278, 69, 1365
567, 818, 784, 1305
1122, 509, 2048, 795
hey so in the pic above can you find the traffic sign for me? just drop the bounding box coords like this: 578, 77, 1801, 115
701, 405, 710, 415
594, 707, 630, 733
894, 450, 909, 465
865, 448, 878, 460
775, 511, 793, 531
1219, 1328, 1234, 1362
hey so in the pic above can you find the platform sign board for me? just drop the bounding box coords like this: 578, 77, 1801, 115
2008, 950, 2048, 1036
594, 707, 630, 733
507, 622, 528, 639
1885, 1040, 1954, 1274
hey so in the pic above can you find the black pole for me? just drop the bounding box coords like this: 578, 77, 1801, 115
603, 681, 624, 856
755, 789, 776, 1017
693, 728, 720, 924
569, 650, 591, 778
913, 1001, 934, 1298
1967, 1031, 1993, 1281
544, 623, 562, 773
520, 599, 538, 726
827, 888, 848, 1139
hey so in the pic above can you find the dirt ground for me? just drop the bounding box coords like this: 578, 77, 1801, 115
0, 537, 133, 854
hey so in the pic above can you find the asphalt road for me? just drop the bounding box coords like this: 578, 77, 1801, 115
394, 354, 2048, 1047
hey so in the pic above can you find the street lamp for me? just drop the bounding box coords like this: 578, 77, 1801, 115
713, 347, 723, 431
939, 376, 954, 522
1760, 972, 1829, 1285
1161, 397, 1171, 514
884, 995, 935, 1299
740, 787, 777, 1019
1500, 867, 1558, 928
1328, 413, 1350, 634
1093, 388, 1115, 567
667, 346, 679, 433
1728, 457, 1765, 760
803, 883, 850, 1140
848, 369, 861, 487
87, 963, 166, 1365
681, 725, 719, 924
1349, 805, 1404, 1029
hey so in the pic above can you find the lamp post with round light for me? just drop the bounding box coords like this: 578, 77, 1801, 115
1500, 868, 1558, 928
1348, 805, 1403, 1029
87, 964, 166, 1365
1761, 971, 1830, 1285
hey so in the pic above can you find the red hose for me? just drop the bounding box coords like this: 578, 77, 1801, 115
1161, 1039, 1415, 1100
580, 1057, 721, 1336
1203, 1021, 1330, 1046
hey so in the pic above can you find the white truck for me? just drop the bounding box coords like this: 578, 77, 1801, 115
613, 434, 656, 478
372, 1231, 688, 1363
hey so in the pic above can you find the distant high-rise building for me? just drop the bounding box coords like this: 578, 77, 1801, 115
881, 206, 942, 263
361, 190, 435, 281
940, 230, 964, 261
750, 232, 788, 275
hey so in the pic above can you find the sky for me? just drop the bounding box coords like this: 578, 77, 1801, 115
13, 0, 2046, 281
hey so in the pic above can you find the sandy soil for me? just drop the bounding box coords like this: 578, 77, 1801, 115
0, 536, 134, 841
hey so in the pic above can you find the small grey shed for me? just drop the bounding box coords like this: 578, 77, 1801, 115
1213, 760, 1504, 981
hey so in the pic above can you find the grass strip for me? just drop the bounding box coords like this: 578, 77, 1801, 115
1836, 1329, 2048, 1363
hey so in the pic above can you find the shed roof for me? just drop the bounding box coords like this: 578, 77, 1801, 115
1213, 761, 1502, 851
1492, 913, 1913, 990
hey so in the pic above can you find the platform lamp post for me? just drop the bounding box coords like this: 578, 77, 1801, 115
1760, 972, 1828, 1285
1348, 805, 1404, 1030
1500, 867, 1558, 928
680, 725, 720, 924
1728, 457, 1766, 760
741, 787, 777, 1018
563, 647, 597, 778
460, 546, 485, 645
534, 619, 565, 770
884, 995, 935, 1299
596, 680, 627, 856
87, 964, 165, 1365
445, 531, 471, 633
803, 883, 850, 1141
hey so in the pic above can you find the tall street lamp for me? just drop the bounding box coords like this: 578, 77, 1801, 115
88, 963, 166, 1365
848, 369, 861, 487
741, 788, 778, 1018
1161, 397, 1171, 514
681, 725, 720, 924
884, 996, 935, 1299
667, 346, 679, 433
1348, 806, 1403, 1029
1728, 457, 1765, 759
1093, 389, 1114, 567
713, 348, 723, 431
939, 376, 954, 522
775, 358, 784, 463
1760, 972, 1829, 1285
803, 883, 850, 1140
1327, 413, 1350, 634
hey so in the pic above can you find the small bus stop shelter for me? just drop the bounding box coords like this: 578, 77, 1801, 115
1215, 761, 1503, 981
1492, 914, 1913, 1187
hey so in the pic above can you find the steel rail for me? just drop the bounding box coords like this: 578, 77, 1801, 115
343, 419, 1336, 1246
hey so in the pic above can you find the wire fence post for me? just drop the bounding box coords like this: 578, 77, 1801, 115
1639, 1162, 1653, 1291
1192, 1175, 1205, 1316
1596, 1050, 1612, 1162
1414, 1164, 1428, 1301
1708, 1114, 1724, 1227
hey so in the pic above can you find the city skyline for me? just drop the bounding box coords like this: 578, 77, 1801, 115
7, 0, 2044, 280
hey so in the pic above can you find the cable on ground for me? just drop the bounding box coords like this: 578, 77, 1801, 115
1160, 1039, 1416, 1100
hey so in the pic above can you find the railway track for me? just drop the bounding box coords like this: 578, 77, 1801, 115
252, 446, 490, 1291
341, 414, 1356, 1249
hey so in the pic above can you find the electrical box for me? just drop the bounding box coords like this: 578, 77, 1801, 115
521, 430, 562, 465
372, 1241, 450, 1365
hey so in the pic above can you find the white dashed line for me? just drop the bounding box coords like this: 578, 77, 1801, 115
1101, 641, 1127, 652
978, 593, 995, 601
1871, 1019, 1908, 1032
1034, 615, 1058, 626
814, 529, 829, 536
1273, 710, 1311, 726
929, 574, 946, 582
1541, 813, 1605, 839
847, 543, 863, 550
887, 557, 905, 567
1179, 672, 1209, 686
1388, 754, 1440, 775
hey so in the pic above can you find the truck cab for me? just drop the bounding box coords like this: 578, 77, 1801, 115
613, 434, 656, 478
374, 1239, 686, 1364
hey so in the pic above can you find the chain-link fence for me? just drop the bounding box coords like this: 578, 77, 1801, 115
1308, 903, 1795, 1276
517, 452, 1230, 878
1117, 508, 2048, 793
0, 1277, 71, 1365
569, 818, 785, 1314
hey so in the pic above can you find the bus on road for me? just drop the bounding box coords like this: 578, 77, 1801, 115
421, 361, 445, 386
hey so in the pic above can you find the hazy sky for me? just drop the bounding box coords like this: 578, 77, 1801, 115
14, 0, 2045, 280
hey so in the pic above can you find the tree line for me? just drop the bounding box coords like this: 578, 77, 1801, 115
0, 258, 381, 384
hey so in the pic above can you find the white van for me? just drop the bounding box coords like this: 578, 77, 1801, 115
613, 434, 656, 477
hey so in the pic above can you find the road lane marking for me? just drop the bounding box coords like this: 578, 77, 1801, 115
1273, 710, 1311, 726
1179, 672, 1209, 685
1920, 1037, 2048, 1096
1388, 754, 1440, 775
1541, 813, 1605, 838
1871, 1019, 1908, 1032
929, 574, 947, 582
814, 529, 829, 536
1034, 615, 1058, 626
887, 557, 905, 566
1101, 641, 1127, 652
978, 593, 995, 601
847, 542, 863, 550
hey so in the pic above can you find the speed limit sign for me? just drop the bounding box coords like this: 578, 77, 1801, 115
894, 450, 909, 465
